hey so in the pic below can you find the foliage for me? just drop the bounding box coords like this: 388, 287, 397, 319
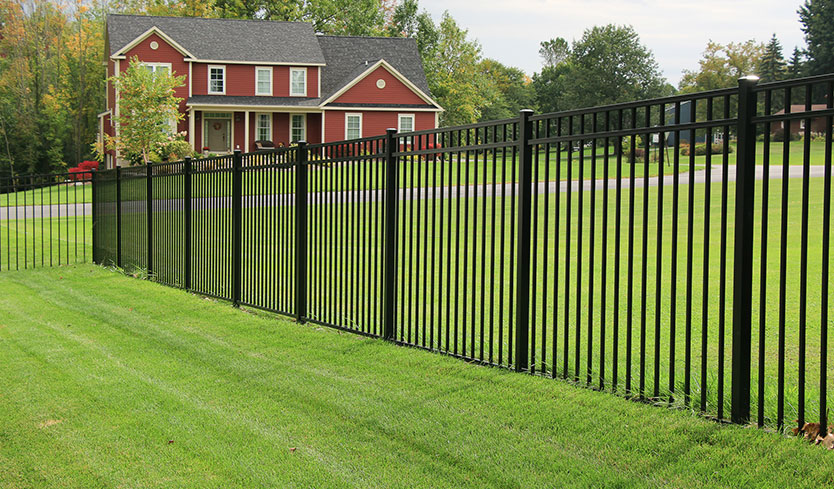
787, 46, 807, 79
757, 34, 787, 83
771, 128, 803, 142
476, 59, 535, 121
534, 25, 672, 113
538, 37, 569, 69
106, 58, 185, 165
798, 0, 834, 75
679, 40, 765, 92
158, 132, 194, 161
680, 143, 734, 156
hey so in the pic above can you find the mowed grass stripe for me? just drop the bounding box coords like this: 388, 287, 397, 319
1, 265, 833, 488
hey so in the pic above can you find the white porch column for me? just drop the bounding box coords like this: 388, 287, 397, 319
244, 110, 250, 153
188, 108, 195, 151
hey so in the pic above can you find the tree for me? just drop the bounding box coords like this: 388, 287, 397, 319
533, 25, 670, 113
476, 59, 535, 121
787, 46, 807, 78
538, 37, 569, 68
106, 58, 185, 165
757, 34, 786, 82
679, 40, 764, 92
799, 0, 834, 75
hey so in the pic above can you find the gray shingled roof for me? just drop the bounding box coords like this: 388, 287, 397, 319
317, 35, 432, 101
187, 95, 321, 107
107, 14, 325, 64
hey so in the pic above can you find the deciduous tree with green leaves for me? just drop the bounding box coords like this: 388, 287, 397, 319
106, 58, 185, 165
679, 40, 764, 92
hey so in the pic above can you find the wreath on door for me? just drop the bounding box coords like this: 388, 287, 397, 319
213, 122, 222, 130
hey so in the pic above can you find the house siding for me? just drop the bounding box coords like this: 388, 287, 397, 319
323, 110, 433, 142
331, 66, 427, 105
120, 32, 190, 134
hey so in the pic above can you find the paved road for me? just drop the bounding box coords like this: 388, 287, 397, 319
0, 165, 828, 220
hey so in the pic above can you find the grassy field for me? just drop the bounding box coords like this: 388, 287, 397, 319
0, 216, 91, 271
0, 182, 91, 208
0, 265, 832, 488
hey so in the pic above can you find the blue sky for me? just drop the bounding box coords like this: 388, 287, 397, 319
417, 0, 807, 86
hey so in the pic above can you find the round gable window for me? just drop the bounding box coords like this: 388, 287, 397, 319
150, 41, 159, 50
376, 79, 386, 89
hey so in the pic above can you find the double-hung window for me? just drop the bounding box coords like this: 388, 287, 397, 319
255, 67, 272, 96
291, 114, 306, 143
256, 113, 272, 141
290, 68, 307, 96
143, 62, 171, 76
208, 65, 225, 94
398, 113, 415, 144
345, 113, 362, 140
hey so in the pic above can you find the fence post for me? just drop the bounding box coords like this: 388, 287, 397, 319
731, 75, 759, 424
232, 149, 242, 307
183, 157, 192, 290
91, 169, 98, 264
116, 165, 122, 268
382, 128, 398, 341
514, 109, 535, 372
146, 164, 153, 274
295, 142, 308, 323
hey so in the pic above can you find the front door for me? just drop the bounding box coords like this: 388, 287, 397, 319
206, 119, 229, 152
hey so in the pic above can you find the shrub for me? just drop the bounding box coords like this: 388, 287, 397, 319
680, 143, 733, 156
771, 128, 802, 142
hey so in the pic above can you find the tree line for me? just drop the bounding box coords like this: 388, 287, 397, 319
1, 0, 833, 176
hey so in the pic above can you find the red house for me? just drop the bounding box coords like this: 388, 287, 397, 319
99, 14, 443, 168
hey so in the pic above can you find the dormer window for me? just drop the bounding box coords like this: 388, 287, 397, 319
255, 67, 272, 96
208, 65, 225, 94
290, 67, 306, 97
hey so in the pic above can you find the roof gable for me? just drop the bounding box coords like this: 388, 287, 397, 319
107, 14, 325, 65
317, 35, 432, 101
323, 60, 440, 109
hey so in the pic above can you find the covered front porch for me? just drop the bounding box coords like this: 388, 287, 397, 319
187, 107, 323, 155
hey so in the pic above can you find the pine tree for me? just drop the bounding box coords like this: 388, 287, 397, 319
757, 34, 786, 82
799, 0, 834, 75
787, 47, 806, 78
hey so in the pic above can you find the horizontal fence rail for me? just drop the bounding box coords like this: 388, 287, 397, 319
85, 72, 834, 433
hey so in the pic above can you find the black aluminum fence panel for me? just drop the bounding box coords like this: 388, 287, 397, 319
240, 148, 297, 316
190, 155, 234, 300
1, 172, 92, 270
84, 72, 834, 433
93, 168, 118, 266
119, 165, 149, 272
391, 120, 522, 367
749, 76, 834, 430
528, 89, 738, 422
305, 137, 387, 335
150, 161, 186, 288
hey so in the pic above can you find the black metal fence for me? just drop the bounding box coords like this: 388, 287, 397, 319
91, 73, 834, 432
1, 171, 93, 270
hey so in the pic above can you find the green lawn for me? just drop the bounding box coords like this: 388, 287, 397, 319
0, 265, 831, 488
0, 182, 91, 208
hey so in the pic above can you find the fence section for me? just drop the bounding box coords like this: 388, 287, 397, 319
1, 172, 92, 271
85, 73, 834, 432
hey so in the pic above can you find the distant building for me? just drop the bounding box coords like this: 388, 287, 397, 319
770, 104, 828, 136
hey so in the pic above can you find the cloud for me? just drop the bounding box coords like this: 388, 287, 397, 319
418, 0, 806, 85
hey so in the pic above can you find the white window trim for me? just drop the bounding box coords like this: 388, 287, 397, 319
290, 67, 307, 97
255, 112, 272, 141
398, 113, 415, 133
345, 113, 362, 140
290, 113, 306, 143
208, 64, 226, 95
255, 66, 273, 96
142, 62, 172, 74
